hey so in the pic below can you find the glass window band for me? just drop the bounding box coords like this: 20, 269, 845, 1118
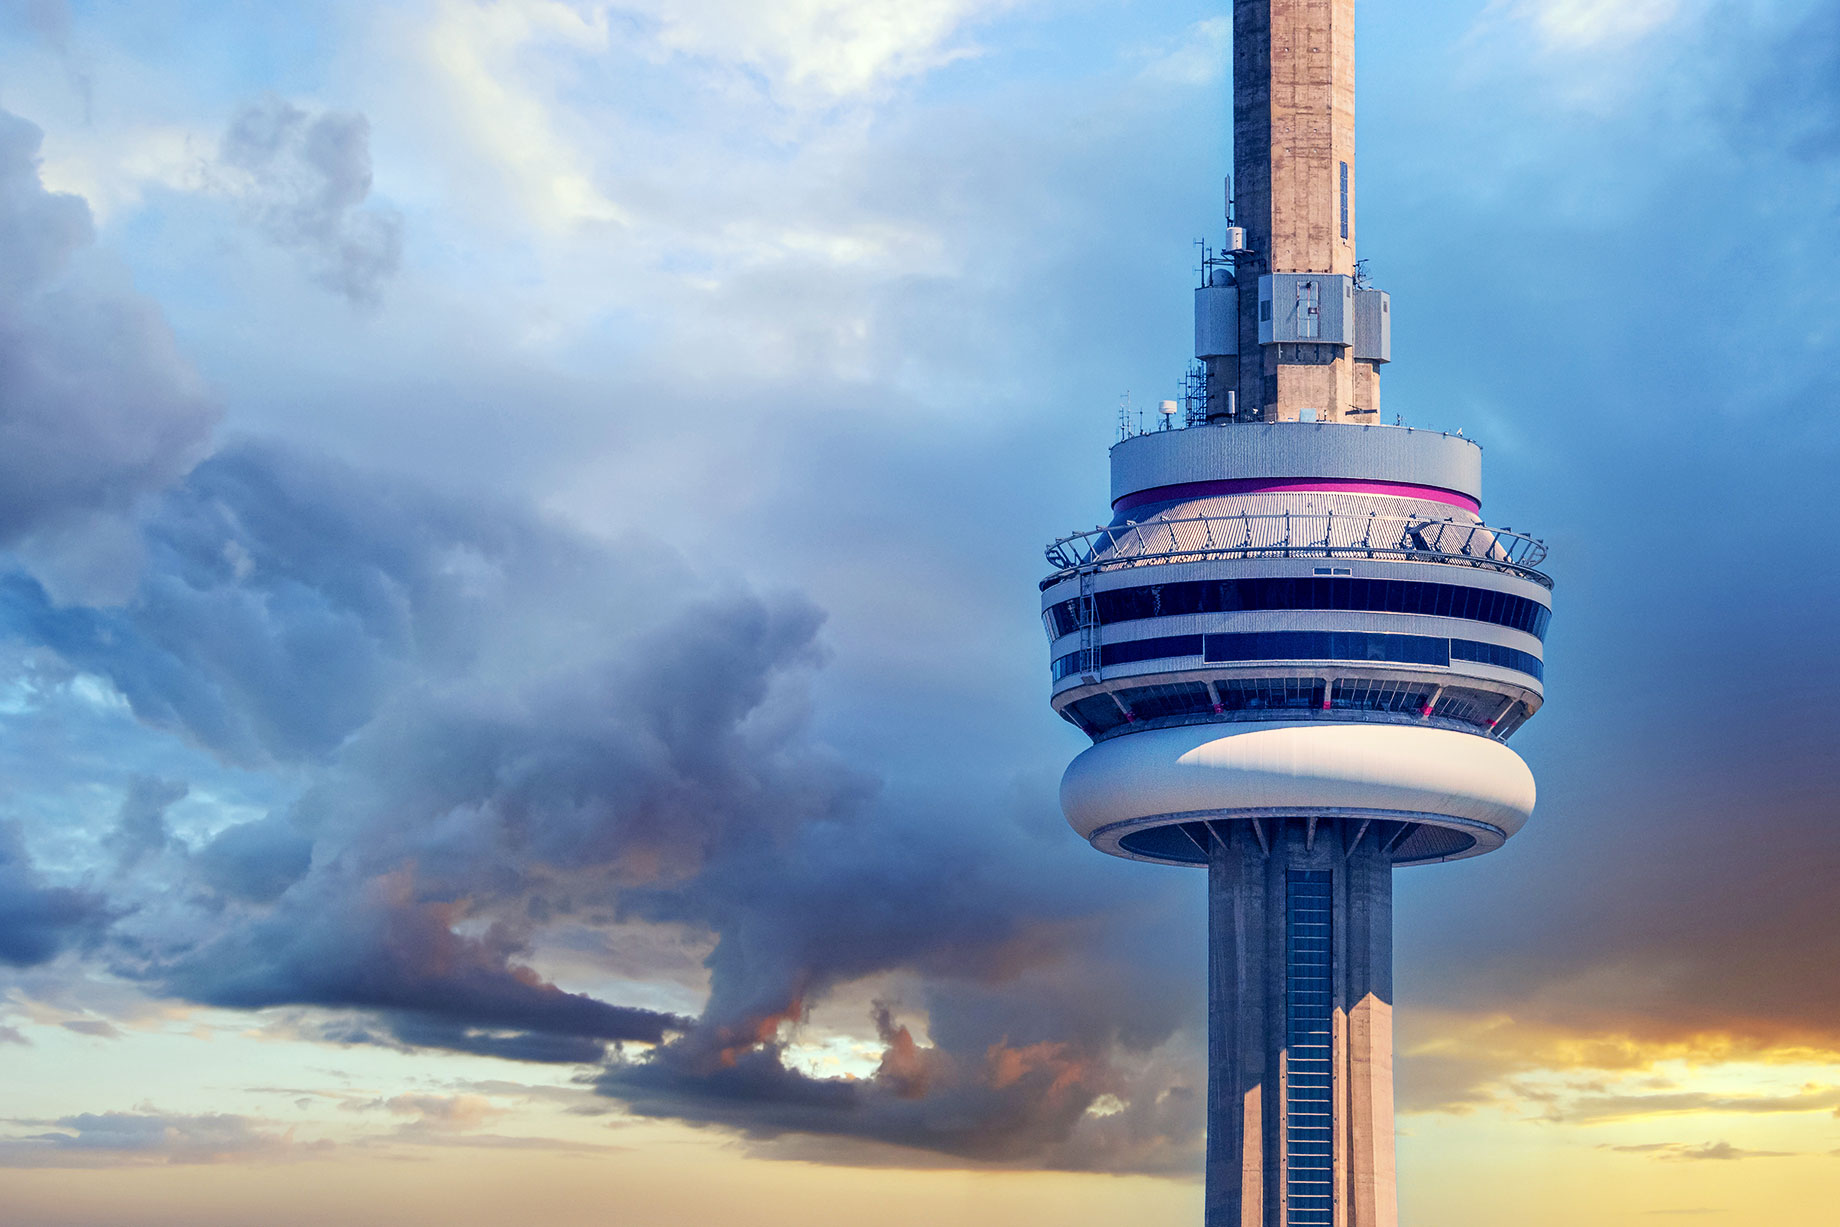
1046, 576, 1551, 642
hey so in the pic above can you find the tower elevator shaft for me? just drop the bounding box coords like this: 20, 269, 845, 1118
1205, 818, 1395, 1227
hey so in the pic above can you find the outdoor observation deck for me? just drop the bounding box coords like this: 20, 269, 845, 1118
1039, 506, 1552, 745
1041, 511, 1551, 590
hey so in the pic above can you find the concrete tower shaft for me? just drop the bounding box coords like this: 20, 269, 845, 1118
1202, 0, 1387, 426
1234, 0, 1357, 280
1206, 821, 1393, 1227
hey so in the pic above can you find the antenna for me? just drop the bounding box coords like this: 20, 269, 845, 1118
1224, 174, 1234, 222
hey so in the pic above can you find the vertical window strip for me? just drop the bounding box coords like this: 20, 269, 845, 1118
1286, 870, 1334, 1226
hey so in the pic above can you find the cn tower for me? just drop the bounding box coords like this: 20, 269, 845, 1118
1040, 3, 1551, 1225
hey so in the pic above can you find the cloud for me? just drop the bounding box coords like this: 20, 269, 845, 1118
1492, 0, 1685, 49
1547, 1086, 1840, 1125
0, 1110, 309, 1165
0, 107, 217, 574
0, 419, 1204, 1169
628, 0, 1016, 102
216, 96, 404, 304
1132, 17, 1231, 87
0, 821, 109, 968
1608, 1140, 1794, 1161
601, 997, 1202, 1172
193, 815, 313, 903
156, 866, 687, 1060
59, 1019, 121, 1039
377, 1092, 502, 1129
103, 776, 187, 870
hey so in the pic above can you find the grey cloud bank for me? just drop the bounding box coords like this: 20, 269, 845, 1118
0, 821, 107, 968
0, 109, 216, 568
1, 427, 1195, 1167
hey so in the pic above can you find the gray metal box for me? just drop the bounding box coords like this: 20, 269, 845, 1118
1195, 283, 1238, 358
1354, 288, 1391, 363
1257, 273, 1354, 346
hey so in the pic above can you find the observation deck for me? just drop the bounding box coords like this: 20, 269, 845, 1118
1043, 511, 1550, 588
1040, 422, 1551, 749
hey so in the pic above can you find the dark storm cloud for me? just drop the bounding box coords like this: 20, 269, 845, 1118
159, 867, 685, 1049
598, 793, 1200, 1168
0, 431, 1198, 1169
193, 815, 312, 903
218, 96, 403, 305
0, 108, 217, 548
0, 822, 108, 968
602, 993, 1201, 1172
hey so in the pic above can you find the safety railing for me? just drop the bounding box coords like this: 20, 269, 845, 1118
1044, 513, 1551, 588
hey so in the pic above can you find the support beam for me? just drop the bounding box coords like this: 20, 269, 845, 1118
1343, 817, 1372, 860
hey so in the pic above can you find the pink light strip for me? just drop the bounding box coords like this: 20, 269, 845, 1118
1113, 477, 1481, 515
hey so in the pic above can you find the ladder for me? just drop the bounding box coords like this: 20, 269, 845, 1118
1078, 566, 1101, 684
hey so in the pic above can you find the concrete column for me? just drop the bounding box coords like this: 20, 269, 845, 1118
1342, 838, 1396, 1227
1233, 0, 1361, 422
1206, 818, 1396, 1227
1207, 821, 1268, 1227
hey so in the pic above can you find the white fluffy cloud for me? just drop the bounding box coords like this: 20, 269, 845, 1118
1497, 0, 1685, 48
627, 0, 1018, 100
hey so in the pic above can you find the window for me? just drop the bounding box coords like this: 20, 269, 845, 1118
1053, 677, 1534, 739
1431, 687, 1493, 725
1045, 577, 1551, 642
1064, 694, 1126, 735
1450, 638, 1545, 680
1055, 632, 1539, 682
1205, 631, 1452, 668
1102, 635, 1204, 668
1339, 161, 1350, 241
1218, 677, 1322, 711
1332, 678, 1432, 714
1050, 650, 1092, 682
1120, 682, 1213, 721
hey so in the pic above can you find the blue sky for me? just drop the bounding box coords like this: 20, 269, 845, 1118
0, 1, 1837, 1223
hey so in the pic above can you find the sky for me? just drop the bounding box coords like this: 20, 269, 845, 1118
0, 0, 1836, 1223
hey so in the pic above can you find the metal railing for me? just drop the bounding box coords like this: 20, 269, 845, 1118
1044, 512, 1551, 588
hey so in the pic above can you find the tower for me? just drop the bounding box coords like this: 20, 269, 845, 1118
1039, 4, 1550, 1225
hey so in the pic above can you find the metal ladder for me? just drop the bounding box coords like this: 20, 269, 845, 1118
1078, 566, 1101, 684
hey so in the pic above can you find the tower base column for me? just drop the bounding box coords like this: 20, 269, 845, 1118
1205, 818, 1397, 1227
